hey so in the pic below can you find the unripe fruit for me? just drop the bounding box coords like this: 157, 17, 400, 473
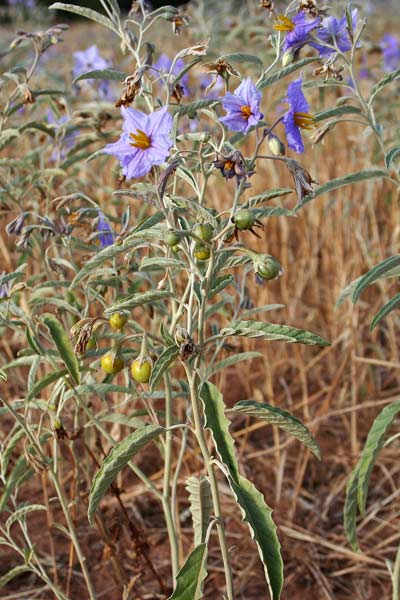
131, 358, 152, 383
165, 231, 181, 247
86, 336, 97, 350
193, 223, 213, 243
193, 243, 210, 261
109, 311, 128, 330
234, 209, 255, 231
255, 255, 283, 281
100, 353, 124, 374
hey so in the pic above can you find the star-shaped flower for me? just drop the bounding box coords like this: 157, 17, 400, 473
310, 8, 358, 57
103, 107, 173, 179
219, 78, 263, 134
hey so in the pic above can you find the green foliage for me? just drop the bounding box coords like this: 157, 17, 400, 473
185, 476, 213, 547
168, 544, 208, 600
220, 320, 330, 346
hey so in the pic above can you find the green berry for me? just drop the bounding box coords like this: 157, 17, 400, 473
234, 209, 255, 231
193, 223, 213, 243
131, 358, 152, 383
165, 231, 181, 247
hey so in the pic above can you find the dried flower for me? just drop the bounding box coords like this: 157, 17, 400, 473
202, 58, 240, 84
6, 213, 27, 236
219, 78, 263, 134
116, 69, 145, 108
282, 76, 316, 153
103, 107, 173, 179
285, 158, 317, 204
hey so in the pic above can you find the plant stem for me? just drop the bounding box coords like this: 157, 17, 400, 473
163, 373, 180, 580
185, 367, 235, 600
393, 541, 400, 600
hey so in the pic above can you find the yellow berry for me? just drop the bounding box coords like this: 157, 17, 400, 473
131, 358, 152, 383
109, 311, 128, 330
194, 243, 210, 261
100, 353, 124, 374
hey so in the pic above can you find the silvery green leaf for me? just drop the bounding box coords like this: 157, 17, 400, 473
299, 169, 388, 208
168, 544, 208, 600
185, 476, 213, 546
229, 401, 321, 459
73, 68, 126, 84
88, 425, 164, 523
220, 320, 330, 346
105, 290, 173, 313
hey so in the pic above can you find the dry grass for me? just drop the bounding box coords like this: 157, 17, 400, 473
1, 13, 400, 600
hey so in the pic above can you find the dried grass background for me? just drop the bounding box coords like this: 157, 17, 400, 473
1, 8, 400, 600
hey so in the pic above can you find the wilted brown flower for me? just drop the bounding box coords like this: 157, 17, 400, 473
169, 13, 190, 35
298, 0, 329, 17
116, 69, 145, 108
202, 58, 240, 80
259, 0, 275, 14
313, 62, 344, 81
285, 159, 317, 205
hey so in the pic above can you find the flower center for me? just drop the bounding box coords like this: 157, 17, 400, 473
273, 14, 295, 32
224, 160, 235, 170
129, 129, 151, 150
293, 111, 316, 130
241, 105, 252, 119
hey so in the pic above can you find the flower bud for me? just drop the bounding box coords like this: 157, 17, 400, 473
267, 133, 286, 157
282, 50, 294, 67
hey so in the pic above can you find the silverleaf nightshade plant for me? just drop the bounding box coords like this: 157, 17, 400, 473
1, 0, 396, 599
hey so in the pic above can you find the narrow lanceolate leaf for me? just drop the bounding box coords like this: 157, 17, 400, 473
199, 381, 239, 480
220, 52, 264, 68
229, 475, 283, 600
357, 401, 400, 515
149, 345, 180, 393
299, 169, 388, 208
88, 425, 164, 523
176, 99, 217, 117
253, 206, 296, 218
139, 256, 186, 272
70, 229, 166, 288
42, 314, 80, 384
243, 188, 293, 208
26, 368, 68, 403
49, 3, 117, 32
230, 401, 321, 459
385, 146, 400, 171
0, 565, 32, 589
185, 476, 213, 546
344, 464, 361, 550
370, 293, 400, 330
258, 57, 318, 90
220, 320, 330, 347
352, 255, 400, 303
206, 352, 263, 378
6, 504, 47, 530
73, 68, 126, 84
314, 105, 362, 121
168, 543, 208, 600
0, 457, 32, 512
369, 68, 400, 101
105, 290, 173, 313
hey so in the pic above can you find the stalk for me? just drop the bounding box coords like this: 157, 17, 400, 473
184, 368, 235, 600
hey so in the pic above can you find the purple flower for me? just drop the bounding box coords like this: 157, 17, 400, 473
381, 34, 400, 72
282, 76, 315, 154
310, 9, 358, 57
0, 273, 11, 299
103, 107, 173, 179
274, 11, 321, 54
7, 0, 35, 7
73, 45, 112, 100
152, 53, 189, 95
219, 78, 263, 134
96, 211, 114, 247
